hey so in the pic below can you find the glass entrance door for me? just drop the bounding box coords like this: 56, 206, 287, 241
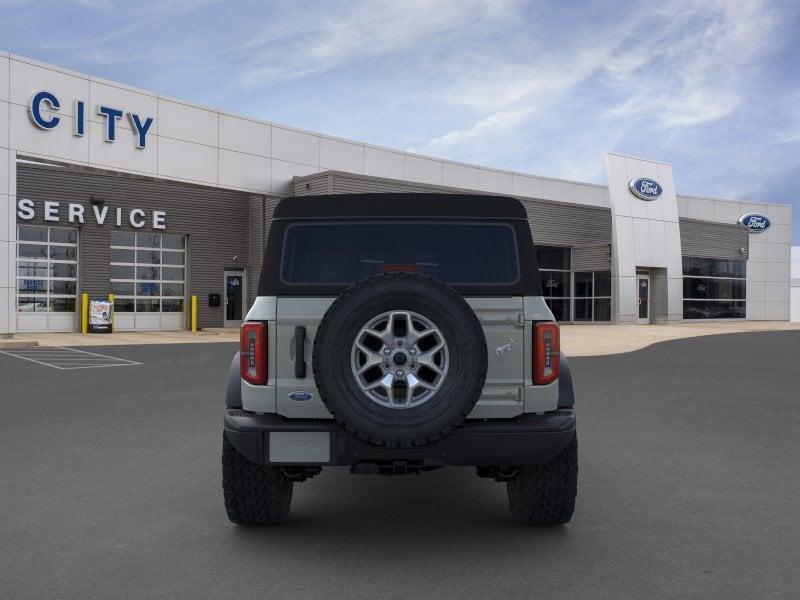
224, 271, 245, 327
637, 274, 650, 324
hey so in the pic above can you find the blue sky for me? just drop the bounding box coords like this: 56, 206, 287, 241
1, 0, 798, 242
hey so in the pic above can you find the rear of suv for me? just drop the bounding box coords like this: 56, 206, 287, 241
223, 193, 577, 526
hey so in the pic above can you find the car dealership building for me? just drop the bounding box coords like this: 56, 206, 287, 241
0, 52, 793, 334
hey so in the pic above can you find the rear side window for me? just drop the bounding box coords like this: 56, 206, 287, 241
281, 221, 519, 286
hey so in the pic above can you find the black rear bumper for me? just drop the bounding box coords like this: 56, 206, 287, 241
224, 409, 576, 468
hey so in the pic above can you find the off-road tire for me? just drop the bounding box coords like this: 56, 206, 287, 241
507, 434, 577, 525
313, 272, 487, 448
222, 432, 293, 525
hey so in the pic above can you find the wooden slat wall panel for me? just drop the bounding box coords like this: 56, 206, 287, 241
680, 218, 749, 259
291, 172, 612, 257
376, 181, 446, 194
249, 195, 282, 302
247, 195, 264, 307
572, 245, 612, 271
17, 163, 249, 329
263, 196, 281, 241
334, 179, 379, 194
294, 175, 331, 196
296, 173, 464, 197
517, 198, 611, 248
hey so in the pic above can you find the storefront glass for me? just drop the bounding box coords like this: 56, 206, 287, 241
537, 246, 611, 322
573, 271, 612, 322
682, 256, 746, 319
537, 246, 571, 321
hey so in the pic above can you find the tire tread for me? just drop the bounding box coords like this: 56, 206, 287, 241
222, 432, 293, 525
507, 434, 578, 525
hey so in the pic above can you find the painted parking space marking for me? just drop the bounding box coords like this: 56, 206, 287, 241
0, 346, 141, 370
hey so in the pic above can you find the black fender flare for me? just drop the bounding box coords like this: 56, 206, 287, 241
225, 352, 242, 409
558, 352, 575, 408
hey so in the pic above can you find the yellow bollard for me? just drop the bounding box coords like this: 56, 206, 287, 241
191, 295, 198, 332
108, 293, 115, 332
81, 292, 89, 334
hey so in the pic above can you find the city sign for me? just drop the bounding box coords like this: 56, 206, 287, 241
28, 90, 155, 148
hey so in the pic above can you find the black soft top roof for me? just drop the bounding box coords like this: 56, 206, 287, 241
259, 192, 541, 297
273, 193, 528, 220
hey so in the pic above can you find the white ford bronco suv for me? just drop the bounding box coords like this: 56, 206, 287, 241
223, 193, 577, 525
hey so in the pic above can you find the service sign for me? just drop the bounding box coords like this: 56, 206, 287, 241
737, 213, 771, 233
17, 199, 166, 230
628, 178, 663, 201
88, 300, 113, 334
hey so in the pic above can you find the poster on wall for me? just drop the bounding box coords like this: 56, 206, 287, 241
88, 300, 113, 334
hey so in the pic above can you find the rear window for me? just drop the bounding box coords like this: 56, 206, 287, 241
280, 221, 520, 286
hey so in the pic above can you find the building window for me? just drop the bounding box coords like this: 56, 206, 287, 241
536, 246, 612, 323
537, 246, 571, 321
573, 271, 612, 322
682, 257, 746, 319
16, 225, 78, 312
110, 232, 186, 314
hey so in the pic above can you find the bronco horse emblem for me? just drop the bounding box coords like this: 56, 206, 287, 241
495, 338, 514, 359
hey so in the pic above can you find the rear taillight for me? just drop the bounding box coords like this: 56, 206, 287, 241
533, 322, 560, 385
240, 322, 267, 385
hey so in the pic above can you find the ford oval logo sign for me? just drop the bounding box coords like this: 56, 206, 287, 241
628, 178, 663, 201
737, 213, 771, 233
288, 391, 314, 401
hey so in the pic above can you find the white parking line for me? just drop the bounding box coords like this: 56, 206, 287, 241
52, 363, 142, 370
55, 346, 141, 363
5, 353, 119, 357
0, 351, 68, 369
0, 346, 141, 370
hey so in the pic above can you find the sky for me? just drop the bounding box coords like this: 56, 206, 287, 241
1, 0, 798, 242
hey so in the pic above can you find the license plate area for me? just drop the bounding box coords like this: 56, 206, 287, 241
268, 431, 331, 463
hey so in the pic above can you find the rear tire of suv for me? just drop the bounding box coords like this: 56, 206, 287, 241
222, 432, 293, 525
507, 434, 577, 525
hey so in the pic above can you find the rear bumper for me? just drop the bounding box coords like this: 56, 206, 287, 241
224, 409, 576, 468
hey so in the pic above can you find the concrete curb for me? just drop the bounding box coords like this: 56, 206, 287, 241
0, 331, 239, 348
0, 340, 39, 348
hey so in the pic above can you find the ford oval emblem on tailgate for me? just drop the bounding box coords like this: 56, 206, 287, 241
288, 391, 314, 401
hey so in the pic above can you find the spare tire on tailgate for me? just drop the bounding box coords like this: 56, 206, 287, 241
313, 272, 487, 448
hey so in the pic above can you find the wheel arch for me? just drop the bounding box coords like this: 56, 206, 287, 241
226, 351, 242, 409
558, 352, 575, 408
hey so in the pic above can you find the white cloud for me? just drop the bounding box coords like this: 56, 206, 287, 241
240, 0, 517, 86
2, 0, 797, 228
411, 106, 536, 154
601, 0, 780, 128
408, 0, 786, 181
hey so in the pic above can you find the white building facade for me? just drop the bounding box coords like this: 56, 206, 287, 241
0, 52, 793, 333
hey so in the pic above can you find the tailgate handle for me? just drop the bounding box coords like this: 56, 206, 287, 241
294, 326, 306, 378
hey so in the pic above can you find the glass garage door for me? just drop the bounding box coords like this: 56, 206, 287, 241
109, 232, 186, 330
16, 225, 79, 332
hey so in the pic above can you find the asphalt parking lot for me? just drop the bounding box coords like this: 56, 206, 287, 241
1, 331, 799, 600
